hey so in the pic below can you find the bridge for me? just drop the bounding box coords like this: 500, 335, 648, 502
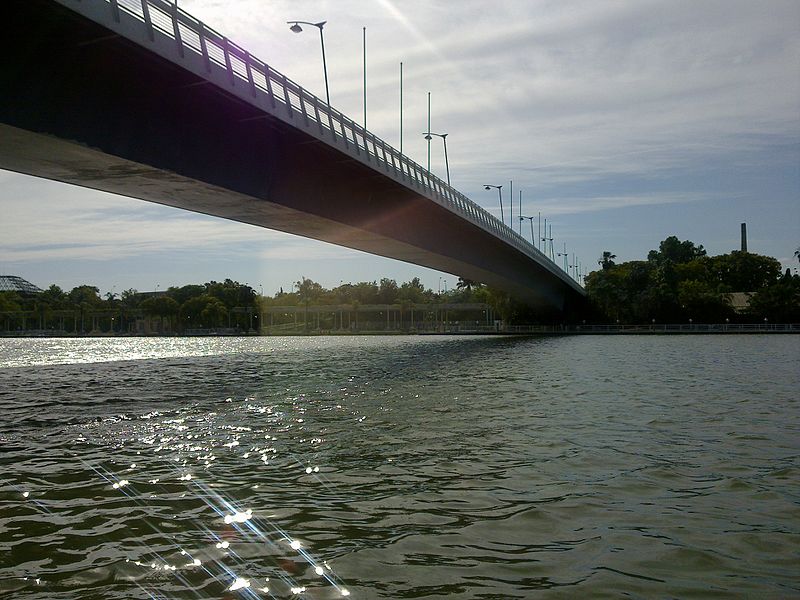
1, 0, 586, 315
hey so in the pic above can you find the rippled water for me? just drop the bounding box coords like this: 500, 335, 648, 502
1, 334, 798, 598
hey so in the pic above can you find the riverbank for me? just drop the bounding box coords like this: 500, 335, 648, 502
1, 323, 797, 337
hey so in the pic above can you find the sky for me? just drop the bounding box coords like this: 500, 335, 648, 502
1, 0, 799, 297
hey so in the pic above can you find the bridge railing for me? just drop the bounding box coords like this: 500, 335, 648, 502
102, 0, 582, 291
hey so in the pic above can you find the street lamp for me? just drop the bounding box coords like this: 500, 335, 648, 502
484, 184, 504, 225
426, 92, 431, 171
519, 215, 535, 246
424, 132, 450, 186
557, 242, 569, 272
287, 20, 330, 106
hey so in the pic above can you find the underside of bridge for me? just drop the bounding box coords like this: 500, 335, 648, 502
1, 0, 586, 316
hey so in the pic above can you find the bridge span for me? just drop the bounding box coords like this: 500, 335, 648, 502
1, 0, 586, 314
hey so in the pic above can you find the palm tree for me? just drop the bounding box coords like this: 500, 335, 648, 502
456, 277, 475, 292
598, 251, 617, 270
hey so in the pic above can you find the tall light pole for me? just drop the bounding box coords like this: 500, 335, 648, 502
484, 184, 504, 225
399, 62, 403, 154
542, 219, 554, 259
424, 132, 450, 186
362, 26, 367, 130
518, 190, 523, 236
520, 215, 535, 245
538, 211, 541, 250
557, 242, 568, 272
287, 20, 330, 106
426, 92, 431, 172
509, 180, 513, 232
541, 217, 547, 250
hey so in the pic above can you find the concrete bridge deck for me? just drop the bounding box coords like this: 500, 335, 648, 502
1, 0, 586, 314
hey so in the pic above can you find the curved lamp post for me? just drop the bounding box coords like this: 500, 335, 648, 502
519, 215, 535, 247
287, 20, 330, 106
484, 184, 504, 225
424, 132, 450, 186
557, 242, 569, 272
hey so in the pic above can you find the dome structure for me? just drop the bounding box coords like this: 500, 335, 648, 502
0, 275, 43, 294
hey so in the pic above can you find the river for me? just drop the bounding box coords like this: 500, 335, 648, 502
1, 334, 798, 598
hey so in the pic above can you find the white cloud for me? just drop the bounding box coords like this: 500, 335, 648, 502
533, 191, 718, 216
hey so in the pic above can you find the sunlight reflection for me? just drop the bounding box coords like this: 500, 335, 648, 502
16, 387, 358, 599
223, 509, 253, 525
228, 577, 250, 591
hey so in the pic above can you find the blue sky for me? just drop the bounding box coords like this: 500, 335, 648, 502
1, 0, 798, 296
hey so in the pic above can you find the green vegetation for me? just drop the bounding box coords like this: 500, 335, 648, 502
0, 276, 503, 333
3, 242, 797, 335
261, 276, 489, 308
0, 279, 260, 333
586, 236, 800, 323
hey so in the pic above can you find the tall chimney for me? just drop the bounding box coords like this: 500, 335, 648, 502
740, 222, 748, 252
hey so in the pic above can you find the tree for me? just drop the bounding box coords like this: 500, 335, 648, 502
295, 277, 324, 304
200, 297, 228, 327
747, 275, 800, 322
378, 278, 399, 304
483, 286, 538, 325
456, 277, 476, 291
706, 251, 781, 291
68, 285, 102, 307
647, 236, 706, 265
141, 296, 179, 333
350, 281, 380, 304
598, 251, 617, 270
677, 280, 733, 322
585, 266, 628, 320
180, 296, 206, 327
0, 292, 23, 331
295, 277, 324, 330
585, 235, 792, 323
67, 285, 103, 333
41, 285, 68, 308
206, 279, 256, 309
205, 280, 256, 329
167, 284, 206, 306
398, 277, 427, 304
119, 288, 141, 308
0, 292, 22, 313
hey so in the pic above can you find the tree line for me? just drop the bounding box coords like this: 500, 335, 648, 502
2, 237, 797, 332
0, 277, 494, 332
585, 236, 800, 323
0, 279, 261, 332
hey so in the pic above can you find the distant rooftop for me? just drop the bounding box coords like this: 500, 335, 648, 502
0, 275, 44, 294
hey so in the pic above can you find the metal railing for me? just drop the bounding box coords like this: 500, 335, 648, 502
75, 0, 584, 292
504, 323, 800, 334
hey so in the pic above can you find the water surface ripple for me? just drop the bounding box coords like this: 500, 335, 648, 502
1, 335, 798, 598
